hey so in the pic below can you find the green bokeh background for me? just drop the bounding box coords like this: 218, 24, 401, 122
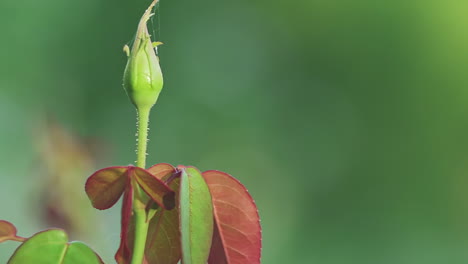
1, 0, 468, 263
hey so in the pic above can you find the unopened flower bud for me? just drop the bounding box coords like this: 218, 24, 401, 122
123, 0, 163, 111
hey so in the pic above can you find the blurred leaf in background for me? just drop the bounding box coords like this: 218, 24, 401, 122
1, 0, 468, 263
34, 117, 100, 239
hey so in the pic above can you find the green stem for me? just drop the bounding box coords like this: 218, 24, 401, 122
136, 107, 150, 168
131, 208, 150, 264
131, 106, 152, 264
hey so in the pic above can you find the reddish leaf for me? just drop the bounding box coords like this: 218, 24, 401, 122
115, 164, 178, 264
145, 163, 177, 212
140, 163, 181, 263
131, 167, 175, 210
88, 164, 176, 263
203, 170, 262, 264
147, 163, 176, 180
85, 166, 128, 210
0, 220, 22, 243
145, 177, 181, 264
115, 182, 134, 264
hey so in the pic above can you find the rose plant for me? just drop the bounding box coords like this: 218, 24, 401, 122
0, 1, 262, 263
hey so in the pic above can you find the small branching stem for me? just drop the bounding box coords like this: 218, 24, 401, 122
10, 236, 26, 243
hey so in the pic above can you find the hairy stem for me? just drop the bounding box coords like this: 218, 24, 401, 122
131, 106, 152, 264
136, 107, 150, 168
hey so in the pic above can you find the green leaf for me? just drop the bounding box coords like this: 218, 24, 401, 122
85, 166, 128, 210
8, 229, 102, 264
179, 167, 213, 264
63, 242, 104, 264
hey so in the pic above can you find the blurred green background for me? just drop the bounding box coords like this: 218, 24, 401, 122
1, 0, 468, 263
